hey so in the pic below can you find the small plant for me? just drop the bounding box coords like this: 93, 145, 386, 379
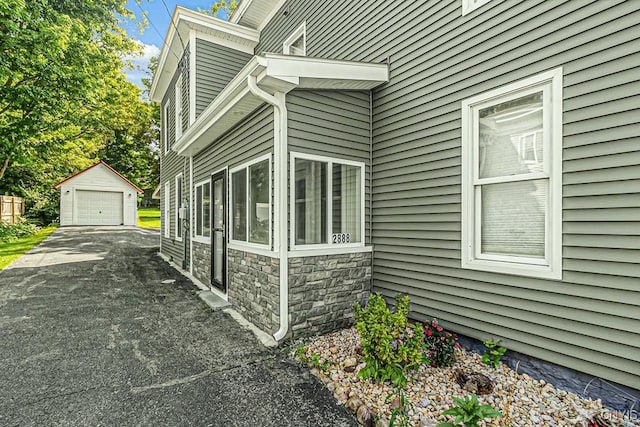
354, 293, 427, 387
310, 352, 330, 371
424, 319, 460, 367
386, 389, 414, 427
482, 338, 507, 368
437, 394, 502, 427
295, 344, 308, 363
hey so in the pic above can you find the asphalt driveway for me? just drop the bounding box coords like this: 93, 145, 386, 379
0, 227, 357, 426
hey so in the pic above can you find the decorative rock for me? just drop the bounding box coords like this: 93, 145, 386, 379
454, 369, 494, 395
389, 395, 401, 410
356, 405, 374, 427
297, 326, 639, 427
343, 358, 357, 373
347, 397, 363, 413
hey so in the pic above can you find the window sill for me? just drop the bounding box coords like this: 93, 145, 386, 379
288, 245, 372, 258
462, 258, 562, 281
192, 236, 210, 244
228, 242, 277, 258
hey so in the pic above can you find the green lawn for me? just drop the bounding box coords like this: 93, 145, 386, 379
0, 226, 58, 270
138, 206, 161, 229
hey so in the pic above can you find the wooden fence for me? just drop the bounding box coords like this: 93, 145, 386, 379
1, 195, 24, 224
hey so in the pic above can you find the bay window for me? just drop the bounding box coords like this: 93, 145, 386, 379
461, 68, 563, 279
230, 155, 271, 247
291, 153, 364, 249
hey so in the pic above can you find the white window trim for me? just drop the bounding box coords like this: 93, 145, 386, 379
163, 101, 171, 154
229, 154, 272, 250
283, 21, 306, 55
175, 74, 183, 141
164, 181, 170, 238
462, 0, 493, 15
193, 179, 211, 244
461, 67, 563, 280
175, 173, 183, 242
290, 152, 366, 251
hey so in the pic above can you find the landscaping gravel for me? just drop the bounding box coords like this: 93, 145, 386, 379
297, 327, 639, 427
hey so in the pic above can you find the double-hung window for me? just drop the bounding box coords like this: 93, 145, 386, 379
164, 181, 170, 238
163, 102, 171, 154
175, 174, 183, 241
461, 68, 563, 279
194, 180, 211, 241
175, 75, 183, 141
230, 155, 271, 247
291, 153, 364, 249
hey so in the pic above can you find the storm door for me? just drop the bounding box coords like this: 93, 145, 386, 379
211, 170, 227, 292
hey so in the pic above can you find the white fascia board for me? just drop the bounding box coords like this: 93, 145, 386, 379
150, 6, 260, 103
262, 54, 389, 88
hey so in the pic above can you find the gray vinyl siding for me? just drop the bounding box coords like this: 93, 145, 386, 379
161, 45, 191, 264
192, 104, 274, 274
257, 0, 640, 388
195, 38, 252, 118
287, 90, 372, 245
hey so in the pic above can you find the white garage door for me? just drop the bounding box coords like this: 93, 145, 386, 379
75, 190, 123, 225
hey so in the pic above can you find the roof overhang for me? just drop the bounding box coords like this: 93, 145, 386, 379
230, 0, 286, 31
149, 6, 260, 103
173, 53, 389, 157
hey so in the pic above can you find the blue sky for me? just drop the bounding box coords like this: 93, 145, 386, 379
122, 1, 227, 89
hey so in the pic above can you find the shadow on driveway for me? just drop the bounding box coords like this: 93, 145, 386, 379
0, 227, 357, 426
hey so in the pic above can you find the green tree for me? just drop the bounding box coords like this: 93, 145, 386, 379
0, 0, 160, 223
198, 1, 238, 19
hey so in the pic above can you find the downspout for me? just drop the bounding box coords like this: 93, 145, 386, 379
247, 75, 289, 342
189, 155, 194, 275
369, 90, 374, 293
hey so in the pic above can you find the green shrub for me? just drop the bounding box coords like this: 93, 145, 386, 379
0, 218, 40, 242
424, 318, 460, 367
354, 293, 427, 387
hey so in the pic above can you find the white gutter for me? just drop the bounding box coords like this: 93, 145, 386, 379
247, 75, 289, 342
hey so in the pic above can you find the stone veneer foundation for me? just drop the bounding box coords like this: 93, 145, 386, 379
288, 252, 371, 337
191, 241, 211, 286
227, 248, 280, 334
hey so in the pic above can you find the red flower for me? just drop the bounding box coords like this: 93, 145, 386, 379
436, 326, 443, 332
426, 329, 433, 337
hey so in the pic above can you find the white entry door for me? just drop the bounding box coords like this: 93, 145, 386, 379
75, 190, 123, 225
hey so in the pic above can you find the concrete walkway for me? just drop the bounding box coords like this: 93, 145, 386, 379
0, 227, 356, 426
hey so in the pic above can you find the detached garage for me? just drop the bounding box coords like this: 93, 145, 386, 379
54, 161, 143, 226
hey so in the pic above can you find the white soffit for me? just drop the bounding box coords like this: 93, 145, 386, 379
173, 54, 388, 157
230, 0, 286, 31
150, 6, 260, 103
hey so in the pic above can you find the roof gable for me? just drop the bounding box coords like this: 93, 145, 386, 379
54, 161, 144, 193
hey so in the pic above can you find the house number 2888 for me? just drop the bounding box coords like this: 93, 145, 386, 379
332, 233, 351, 244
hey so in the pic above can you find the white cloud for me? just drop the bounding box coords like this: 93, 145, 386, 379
123, 41, 161, 90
